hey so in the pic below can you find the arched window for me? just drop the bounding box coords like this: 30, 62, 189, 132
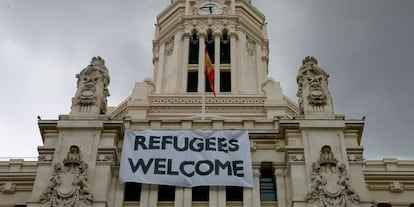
188, 31, 199, 64
205, 31, 215, 64
220, 30, 230, 64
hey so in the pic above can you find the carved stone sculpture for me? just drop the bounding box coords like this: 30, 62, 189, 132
296, 56, 331, 114
40, 145, 93, 207
306, 145, 360, 207
71, 56, 110, 115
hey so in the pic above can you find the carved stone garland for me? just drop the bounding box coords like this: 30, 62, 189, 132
306, 145, 360, 207
39, 145, 93, 207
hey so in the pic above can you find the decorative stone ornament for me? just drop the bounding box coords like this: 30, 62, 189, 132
297, 56, 334, 118
306, 145, 360, 207
39, 145, 93, 207
71, 56, 110, 115
246, 36, 256, 56
165, 37, 174, 56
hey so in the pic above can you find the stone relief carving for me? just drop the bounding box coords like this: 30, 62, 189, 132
306, 145, 360, 207
183, 19, 236, 36
246, 36, 256, 56
38, 154, 54, 162
165, 37, 174, 56
348, 155, 363, 162
39, 145, 93, 207
1, 182, 16, 194
296, 56, 330, 114
72, 56, 110, 114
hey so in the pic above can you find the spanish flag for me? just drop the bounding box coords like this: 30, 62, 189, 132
205, 48, 216, 96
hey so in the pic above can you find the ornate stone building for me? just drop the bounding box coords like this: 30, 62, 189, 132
1, 0, 413, 207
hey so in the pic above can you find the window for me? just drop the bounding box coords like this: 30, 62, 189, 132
260, 162, 277, 201
220, 33, 230, 64
206, 33, 215, 63
189, 33, 199, 64
226, 186, 243, 201
192, 186, 209, 201
220, 71, 231, 92
124, 182, 141, 201
187, 71, 198, 92
158, 185, 175, 201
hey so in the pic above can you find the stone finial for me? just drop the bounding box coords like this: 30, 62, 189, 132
296, 56, 334, 119
70, 56, 110, 117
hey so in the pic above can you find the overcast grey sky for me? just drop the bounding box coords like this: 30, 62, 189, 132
0, 0, 413, 160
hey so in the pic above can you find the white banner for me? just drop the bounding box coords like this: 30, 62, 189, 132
119, 130, 253, 187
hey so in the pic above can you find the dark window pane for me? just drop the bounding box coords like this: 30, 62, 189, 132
226, 186, 243, 201
260, 162, 277, 201
158, 185, 175, 201
205, 75, 213, 92
187, 71, 198, 92
377, 204, 392, 207
220, 34, 230, 64
220, 71, 231, 92
206, 34, 215, 63
124, 182, 141, 201
192, 186, 209, 201
189, 34, 199, 64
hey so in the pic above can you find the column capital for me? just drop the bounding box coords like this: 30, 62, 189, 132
229, 32, 238, 39
198, 32, 207, 38
182, 32, 191, 40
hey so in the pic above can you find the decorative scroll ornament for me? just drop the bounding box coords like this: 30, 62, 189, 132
39, 145, 93, 207
296, 56, 330, 114
165, 37, 174, 56
72, 56, 110, 114
306, 145, 360, 207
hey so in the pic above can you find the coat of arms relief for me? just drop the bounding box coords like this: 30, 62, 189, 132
307, 145, 360, 207
40, 145, 93, 207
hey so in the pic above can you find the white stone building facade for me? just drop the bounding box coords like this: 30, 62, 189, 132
1, 0, 413, 207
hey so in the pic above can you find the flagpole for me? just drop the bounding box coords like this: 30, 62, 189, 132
202, 86, 205, 120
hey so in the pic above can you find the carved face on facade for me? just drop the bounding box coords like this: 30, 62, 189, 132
307, 75, 327, 106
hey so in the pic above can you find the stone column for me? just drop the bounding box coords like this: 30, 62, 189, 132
214, 33, 221, 93
230, 32, 237, 94
275, 167, 288, 207
197, 33, 206, 93
244, 168, 261, 207
181, 33, 190, 92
